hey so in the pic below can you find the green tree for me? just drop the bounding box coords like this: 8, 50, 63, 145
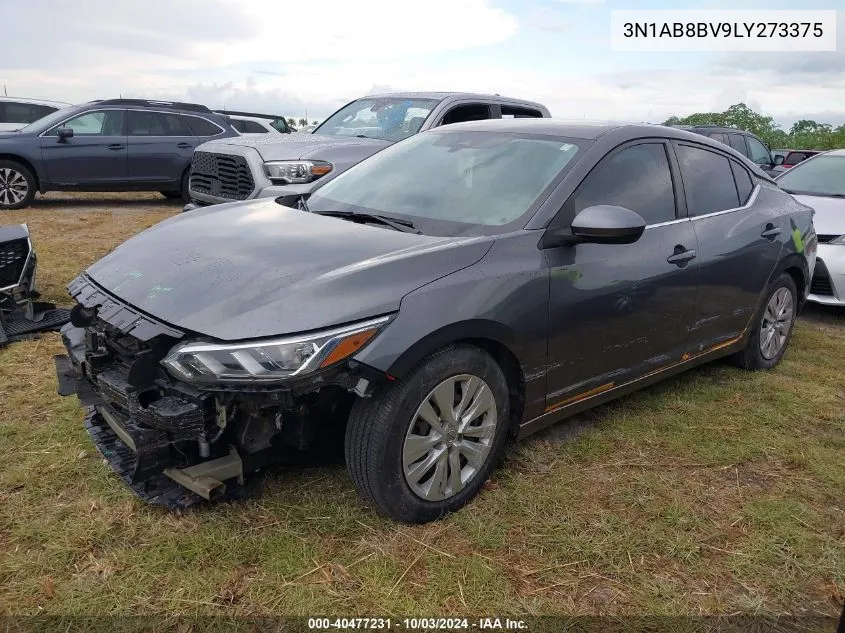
286, 117, 296, 127
298, 118, 307, 127
312, 120, 318, 125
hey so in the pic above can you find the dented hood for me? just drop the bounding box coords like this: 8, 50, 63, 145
84, 200, 492, 341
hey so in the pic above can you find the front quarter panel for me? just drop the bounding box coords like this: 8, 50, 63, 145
353, 232, 551, 423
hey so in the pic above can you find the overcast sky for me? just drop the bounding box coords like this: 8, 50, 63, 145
1, 0, 843, 127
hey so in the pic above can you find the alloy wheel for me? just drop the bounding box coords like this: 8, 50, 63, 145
759, 287, 794, 360
402, 373, 498, 502
0, 168, 29, 206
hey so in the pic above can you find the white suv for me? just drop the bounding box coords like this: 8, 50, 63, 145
214, 110, 292, 136
0, 97, 72, 131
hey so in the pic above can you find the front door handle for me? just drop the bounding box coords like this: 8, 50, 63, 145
761, 224, 782, 240
107, 144, 125, 151
667, 247, 697, 265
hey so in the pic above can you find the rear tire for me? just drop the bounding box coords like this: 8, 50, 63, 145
729, 273, 797, 370
345, 345, 510, 523
0, 161, 36, 210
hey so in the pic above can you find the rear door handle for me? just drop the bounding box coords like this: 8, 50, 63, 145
761, 224, 782, 240
107, 144, 125, 151
667, 248, 697, 265
177, 143, 192, 149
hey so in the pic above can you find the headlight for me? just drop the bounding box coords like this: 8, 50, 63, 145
263, 160, 332, 185
161, 315, 391, 385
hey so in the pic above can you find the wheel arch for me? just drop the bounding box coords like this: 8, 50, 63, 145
0, 154, 41, 190
385, 320, 526, 436
770, 252, 809, 306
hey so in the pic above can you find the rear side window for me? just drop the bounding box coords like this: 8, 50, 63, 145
185, 116, 224, 137
730, 160, 754, 205
784, 152, 808, 166
676, 144, 740, 216
440, 104, 493, 126
727, 134, 747, 156
573, 143, 676, 225
0, 102, 57, 124
501, 106, 544, 118
707, 132, 727, 145
128, 111, 193, 136
269, 118, 289, 133
232, 119, 267, 134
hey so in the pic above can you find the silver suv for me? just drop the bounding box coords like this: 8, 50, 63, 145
185, 92, 550, 210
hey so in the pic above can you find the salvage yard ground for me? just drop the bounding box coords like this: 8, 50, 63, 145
0, 193, 843, 619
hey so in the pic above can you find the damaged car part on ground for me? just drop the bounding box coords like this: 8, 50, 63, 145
56, 120, 817, 524
0, 223, 70, 346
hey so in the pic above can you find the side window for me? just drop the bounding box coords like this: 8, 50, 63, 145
241, 120, 269, 133
707, 132, 727, 145
439, 104, 492, 126
230, 119, 248, 133
746, 136, 771, 165
573, 143, 676, 225
676, 144, 740, 216
185, 116, 223, 137
730, 160, 754, 205
727, 134, 747, 156
50, 110, 124, 136
269, 118, 289, 133
1, 102, 42, 124
128, 111, 191, 136
501, 106, 543, 119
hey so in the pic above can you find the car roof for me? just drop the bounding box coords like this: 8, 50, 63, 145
426, 118, 749, 142
361, 91, 547, 108
0, 96, 72, 107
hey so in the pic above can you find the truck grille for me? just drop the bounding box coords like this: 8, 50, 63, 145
0, 237, 28, 289
190, 152, 254, 200
810, 260, 834, 297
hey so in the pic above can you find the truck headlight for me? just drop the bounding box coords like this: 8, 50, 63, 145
162, 315, 391, 385
263, 160, 332, 185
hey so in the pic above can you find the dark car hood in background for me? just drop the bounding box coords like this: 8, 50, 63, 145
84, 200, 493, 341
212, 133, 391, 162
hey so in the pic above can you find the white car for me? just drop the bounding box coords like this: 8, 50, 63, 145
0, 97, 72, 131
776, 149, 845, 306
213, 110, 293, 136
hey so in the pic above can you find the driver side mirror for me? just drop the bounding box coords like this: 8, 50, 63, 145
773, 154, 784, 166
541, 205, 646, 249
56, 127, 74, 142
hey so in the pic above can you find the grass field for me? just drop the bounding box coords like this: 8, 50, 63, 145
0, 194, 843, 620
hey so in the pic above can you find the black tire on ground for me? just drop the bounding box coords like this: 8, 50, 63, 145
345, 344, 510, 523
729, 272, 798, 371
180, 169, 190, 202
0, 160, 36, 210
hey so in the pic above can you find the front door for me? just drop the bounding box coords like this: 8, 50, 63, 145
543, 141, 700, 408
39, 110, 127, 186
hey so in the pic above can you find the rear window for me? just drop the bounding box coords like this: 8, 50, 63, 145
501, 105, 544, 119
727, 134, 747, 155
0, 102, 58, 124
676, 144, 740, 216
232, 119, 268, 134
185, 116, 224, 137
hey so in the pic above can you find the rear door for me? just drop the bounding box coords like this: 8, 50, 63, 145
127, 110, 196, 185
39, 109, 128, 185
673, 141, 783, 348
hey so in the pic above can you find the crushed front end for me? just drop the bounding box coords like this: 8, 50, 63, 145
0, 223, 70, 345
55, 274, 382, 510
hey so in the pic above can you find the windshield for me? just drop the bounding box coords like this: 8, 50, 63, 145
777, 154, 845, 196
313, 97, 439, 142
308, 131, 583, 234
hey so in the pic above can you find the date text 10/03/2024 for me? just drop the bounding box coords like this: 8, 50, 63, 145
307, 618, 529, 630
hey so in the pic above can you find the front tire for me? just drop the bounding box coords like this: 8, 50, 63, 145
730, 272, 797, 370
345, 345, 510, 523
0, 161, 36, 210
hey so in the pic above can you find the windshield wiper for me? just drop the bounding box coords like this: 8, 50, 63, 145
313, 210, 420, 233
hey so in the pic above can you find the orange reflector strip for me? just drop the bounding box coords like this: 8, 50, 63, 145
545, 382, 615, 413
319, 330, 378, 368
311, 165, 332, 176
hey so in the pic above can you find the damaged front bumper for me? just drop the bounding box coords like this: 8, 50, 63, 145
55, 274, 374, 509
